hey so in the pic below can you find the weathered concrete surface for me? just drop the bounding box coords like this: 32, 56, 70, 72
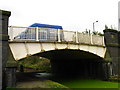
0, 10, 11, 89
9, 41, 106, 60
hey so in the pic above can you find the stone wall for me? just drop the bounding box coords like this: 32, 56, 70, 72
104, 29, 120, 76
0, 10, 11, 89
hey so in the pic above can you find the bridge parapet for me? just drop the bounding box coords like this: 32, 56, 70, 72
8, 26, 105, 46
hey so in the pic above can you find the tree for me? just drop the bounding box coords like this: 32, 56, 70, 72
105, 25, 108, 29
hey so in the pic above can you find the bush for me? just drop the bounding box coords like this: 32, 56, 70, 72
17, 56, 51, 72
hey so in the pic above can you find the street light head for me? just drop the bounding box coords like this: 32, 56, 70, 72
96, 21, 98, 22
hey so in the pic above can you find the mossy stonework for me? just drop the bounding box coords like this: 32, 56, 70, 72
0, 10, 17, 89
0, 10, 11, 89
104, 29, 120, 76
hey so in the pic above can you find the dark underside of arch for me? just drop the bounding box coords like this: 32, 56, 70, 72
34, 49, 108, 79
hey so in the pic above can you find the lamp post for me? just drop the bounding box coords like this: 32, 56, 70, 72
93, 21, 98, 32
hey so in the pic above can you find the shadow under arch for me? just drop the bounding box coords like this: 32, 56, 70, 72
33, 49, 108, 80
35, 49, 104, 61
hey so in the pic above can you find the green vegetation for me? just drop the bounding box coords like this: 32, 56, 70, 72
17, 56, 51, 72
82, 29, 104, 36
83, 25, 118, 36
58, 79, 119, 88
45, 80, 68, 88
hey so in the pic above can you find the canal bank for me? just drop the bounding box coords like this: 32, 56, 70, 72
54, 78, 119, 88
43, 73, 119, 88
8, 72, 119, 89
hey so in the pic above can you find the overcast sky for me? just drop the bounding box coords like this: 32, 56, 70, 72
0, 0, 119, 32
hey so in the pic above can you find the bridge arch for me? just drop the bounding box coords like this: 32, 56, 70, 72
9, 41, 107, 79
9, 41, 106, 61
13, 47, 106, 79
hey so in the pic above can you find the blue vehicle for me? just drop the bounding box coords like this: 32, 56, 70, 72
15, 23, 64, 41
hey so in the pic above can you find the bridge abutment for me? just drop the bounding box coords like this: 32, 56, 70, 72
0, 10, 11, 89
104, 29, 120, 76
0, 10, 17, 89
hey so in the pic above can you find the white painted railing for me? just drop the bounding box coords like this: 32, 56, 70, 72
8, 26, 105, 46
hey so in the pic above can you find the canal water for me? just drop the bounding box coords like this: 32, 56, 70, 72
35, 73, 119, 88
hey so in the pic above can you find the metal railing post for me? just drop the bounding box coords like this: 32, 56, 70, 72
10, 26, 13, 41
90, 34, 93, 44
57, 29, 61, 42
76, 31, 78, 43
36, 27, 39, 41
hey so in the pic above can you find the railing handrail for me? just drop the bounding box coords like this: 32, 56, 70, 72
8, 26, 80, 32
